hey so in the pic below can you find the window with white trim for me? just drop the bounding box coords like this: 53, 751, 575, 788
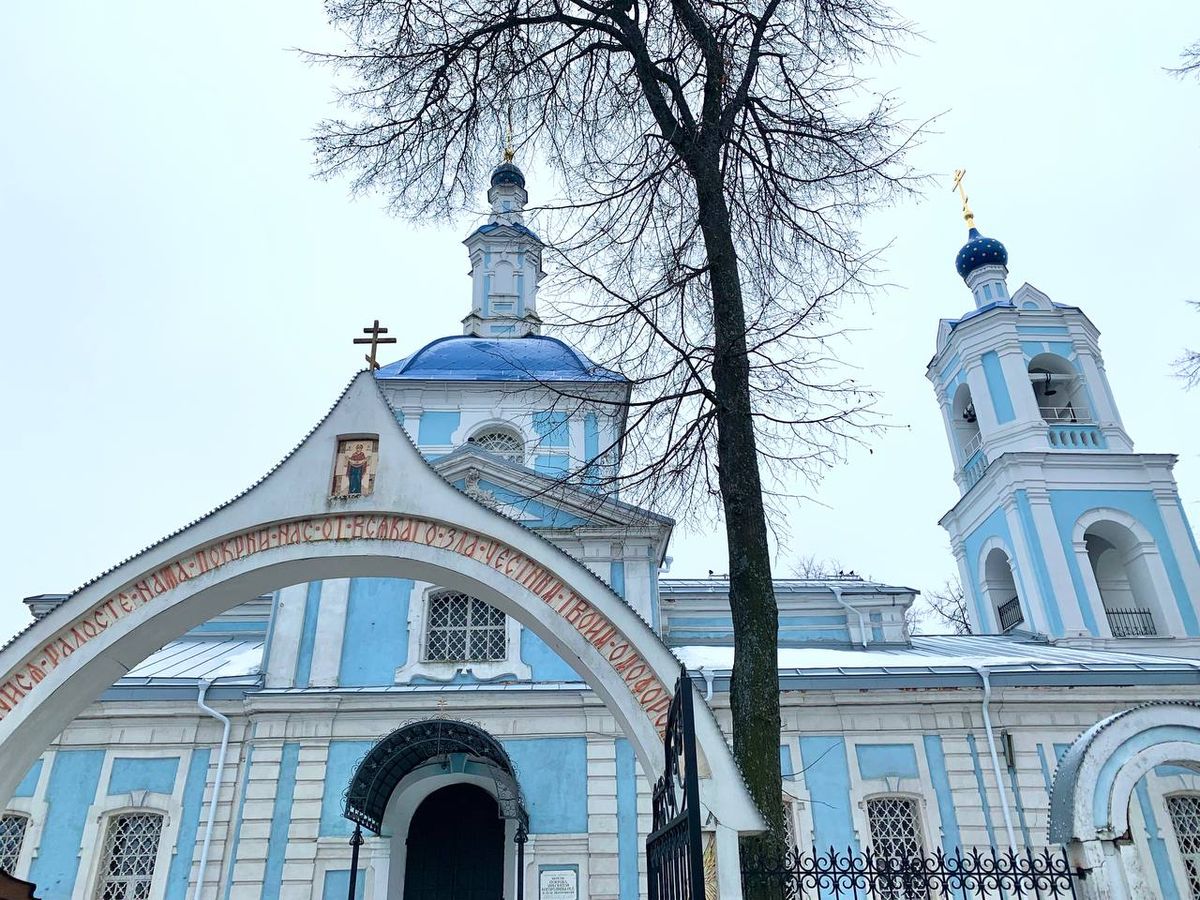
424, 590, 507, 662
468, 428, 524, 464
0, 814, 28, 874
1168, 793, 1200, 899
93, 812, 164, 900
865, 796, 924, 860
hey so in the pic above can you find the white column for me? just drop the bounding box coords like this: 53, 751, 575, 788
1027, 493, 1092, 637
1003, 502, 1048, 634
309, 579, 351, 687
998, 346, 1039, 423
965, 363, 999, 434
1157, 497, 1200, 623
264, 584, 308, 688
714, 823, 744, 900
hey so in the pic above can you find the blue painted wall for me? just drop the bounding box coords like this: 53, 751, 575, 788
1135, 778, 1181, 899
855, 744, 918, 780
321, 741, 376, 837
262, 743, 300, 900
107, 757, 179, 796
502, 738, 588, 833
610, 561, 626, 600
294, 582, 323, 687
222, 744, 255, 900
476, 479, 587, 528
533, 411, 570, 447
30, 749, 105, 899
798, 737, 856, 851
964, 734, 998, 847
520, 630, 581, 681
13, 760, 42, 798
418, 411, 461, 445
322, 869, 365, 900
922, 736, 962, 853
534, 455, 569, 477
164, 750, 211, 900
615, 739, 639, 900
340, 578, 411, 686
981, 351, 1015, 423
1013, 489, 1066, 635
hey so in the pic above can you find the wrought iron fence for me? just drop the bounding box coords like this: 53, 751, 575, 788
742, 845, 1081, 899
1105, 607, 1156, 637
997, 596, 1025, 632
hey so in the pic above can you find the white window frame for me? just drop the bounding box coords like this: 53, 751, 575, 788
860, 792, 929, 860
396, 583, 531, 683
1165, 790, 1200, 900
467, 425, 527, 465
79, 805, 172, 900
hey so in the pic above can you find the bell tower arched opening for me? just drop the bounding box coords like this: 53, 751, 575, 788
1027, 353, 1090, 425
982, 547, 1024, 633
951, 382, 982, 464
1084, 520, 1162, 637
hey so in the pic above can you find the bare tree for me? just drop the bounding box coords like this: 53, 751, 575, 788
922, 578, 972, 635
1170, 39, 1200, 78
312, 0, 919, 871
1175, 302, 1200, 388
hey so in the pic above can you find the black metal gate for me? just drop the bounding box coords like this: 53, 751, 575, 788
647, 666, 705, 900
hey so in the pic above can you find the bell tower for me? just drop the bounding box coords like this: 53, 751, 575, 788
928, 174, 1200, 649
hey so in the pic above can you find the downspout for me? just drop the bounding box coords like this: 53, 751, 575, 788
972, 665, 1018, 851
192, 680, 232, 900
830, 586, 869, 649
699, 667, 715, 702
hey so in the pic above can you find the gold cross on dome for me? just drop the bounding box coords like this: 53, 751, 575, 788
353, 319, 398, 370
951, 168, 976, 229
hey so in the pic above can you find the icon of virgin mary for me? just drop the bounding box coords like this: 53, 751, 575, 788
346, 443, 370, 495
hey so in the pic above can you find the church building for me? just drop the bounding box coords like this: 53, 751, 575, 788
2, 161, 1200, 900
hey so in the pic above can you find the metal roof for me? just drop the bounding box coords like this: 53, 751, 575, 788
375, 335, 625, 383
119, 637, 263, 682
660, 576, 917, 595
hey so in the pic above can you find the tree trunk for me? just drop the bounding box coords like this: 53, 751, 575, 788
692, 160, 786, 894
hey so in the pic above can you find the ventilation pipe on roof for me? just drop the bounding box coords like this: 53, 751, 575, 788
192, 680, 232, 900
830, 586, 869, 649
972, 666, 1018, 851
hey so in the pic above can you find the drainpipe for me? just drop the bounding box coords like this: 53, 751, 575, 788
699, 667, 715, 702
192, 680, 232, 900
830, 586, 869, 649
972, 666, 1018, 851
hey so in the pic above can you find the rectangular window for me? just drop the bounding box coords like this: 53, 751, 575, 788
0, 814, 28, 874
94, 812, 163, 900
1168, 793, 1200, 899
866, 796, 924, 860
424, 591, 507, 662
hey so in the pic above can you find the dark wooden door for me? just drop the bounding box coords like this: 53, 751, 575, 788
404, 784, 505, 900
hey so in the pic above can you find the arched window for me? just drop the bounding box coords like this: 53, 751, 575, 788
468, 427, 524, 464
1084, 520, 1160, 637
982, 547, 1024, 633
951, 383, 982, 464
1166, 793, 1200, 898
865, 795, 924, 861
424, 590, 507, 662
1028, 353, 1090, 424
93, 812, 163, 900
0, 813, 28, 874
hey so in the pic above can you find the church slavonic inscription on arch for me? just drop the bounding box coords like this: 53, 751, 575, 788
331, 437, 378, 498
0, 515, 673, 733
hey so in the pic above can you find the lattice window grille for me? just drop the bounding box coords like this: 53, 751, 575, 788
93, 813, 163, 900
0, 814, 28, 874
425, 591, 507, 662
866, 796, 924, 861
1168, 793, 1200, 899
470, 430, 524, 464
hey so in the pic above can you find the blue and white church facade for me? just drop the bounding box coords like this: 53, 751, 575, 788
3, 165, 1200, 900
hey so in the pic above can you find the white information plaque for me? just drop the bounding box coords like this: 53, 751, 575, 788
539, 868, 578, 900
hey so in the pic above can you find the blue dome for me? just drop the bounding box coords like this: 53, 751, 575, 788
491, 162, 526, 189
955, 227, 1008, 278
375, 335, 625, 383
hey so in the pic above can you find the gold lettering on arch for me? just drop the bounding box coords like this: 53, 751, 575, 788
0, 515, 672, 730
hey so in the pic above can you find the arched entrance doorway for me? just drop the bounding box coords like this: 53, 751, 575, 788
1049, 702, 1200, 899
345, 719, 529, 900
404, 785, 503, 900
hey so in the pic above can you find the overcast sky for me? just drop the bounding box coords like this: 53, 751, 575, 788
1, 3, 1198, 642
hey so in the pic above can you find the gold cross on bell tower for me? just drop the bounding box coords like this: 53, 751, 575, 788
353, 319, 398, 370
951, 168, 976, 230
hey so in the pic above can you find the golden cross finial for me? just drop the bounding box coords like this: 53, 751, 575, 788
951, 168, 976, 230
435, 696, 449, 719
353, 319, 398, 370
502, 108, 515, 163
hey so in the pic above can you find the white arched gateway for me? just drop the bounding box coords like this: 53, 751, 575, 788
0, 372, 762, 891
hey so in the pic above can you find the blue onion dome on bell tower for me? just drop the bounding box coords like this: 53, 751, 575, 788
955, 227, 1009, 278
491, 160, 526, 189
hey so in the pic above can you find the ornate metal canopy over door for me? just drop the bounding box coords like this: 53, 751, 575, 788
647, 667, 705, 900
342, 719, 530, 900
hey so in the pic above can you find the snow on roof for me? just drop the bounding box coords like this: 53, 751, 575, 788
121, 637, 263, 682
